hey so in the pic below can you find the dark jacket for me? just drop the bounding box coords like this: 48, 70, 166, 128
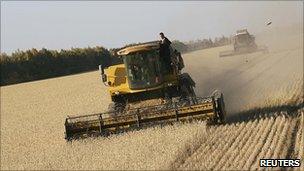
161, 37, 171, 47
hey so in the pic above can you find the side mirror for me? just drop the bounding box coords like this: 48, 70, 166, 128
102, 74, 107, 82
99, 65, 104, 74
111, 51, 118, 56
99, 65, 107, 82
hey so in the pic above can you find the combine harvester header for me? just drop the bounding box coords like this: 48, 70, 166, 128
65, 95, 225, 140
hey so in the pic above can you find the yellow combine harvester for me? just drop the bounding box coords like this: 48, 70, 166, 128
65, 41, 226, 140
219, 29, 268, 57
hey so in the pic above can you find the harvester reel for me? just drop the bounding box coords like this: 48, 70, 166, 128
65, 92, 227, 140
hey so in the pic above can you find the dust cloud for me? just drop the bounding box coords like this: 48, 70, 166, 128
183, 24, 303, 115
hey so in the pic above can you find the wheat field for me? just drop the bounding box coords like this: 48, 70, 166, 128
174, 111, 304, 170
1, 26, 303, 170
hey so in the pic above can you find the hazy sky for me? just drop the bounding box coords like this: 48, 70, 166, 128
1, 1, 303, 54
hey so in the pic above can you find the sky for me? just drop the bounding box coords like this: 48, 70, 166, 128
1, 1, 303, 54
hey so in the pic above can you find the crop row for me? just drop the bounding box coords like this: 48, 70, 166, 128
176, 112, 302, 170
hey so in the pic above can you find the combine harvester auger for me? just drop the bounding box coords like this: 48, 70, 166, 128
64, 41, 226, 140
219, 29, 268, 57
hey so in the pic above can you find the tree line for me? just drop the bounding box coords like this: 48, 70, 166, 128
0, 35, 232, 86
173, 35, 232, 53
0, 47, 113, 86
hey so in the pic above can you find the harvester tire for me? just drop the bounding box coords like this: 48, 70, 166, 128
212, 90, 226, 124
180, 83, 195, 98
108, 103, 115, 112
108, 102, 126, 113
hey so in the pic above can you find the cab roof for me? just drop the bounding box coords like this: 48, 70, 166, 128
236, 29, 249, 36
117, 41, 160, 56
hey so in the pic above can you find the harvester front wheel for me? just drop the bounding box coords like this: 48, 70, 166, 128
180, 83, 196, 98
108, 102, 126, 113
177, 83, 196, 106
212, 90, 226, 124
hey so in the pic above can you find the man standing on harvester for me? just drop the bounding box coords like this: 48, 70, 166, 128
160, 32, 171, 47
159, 32, 173, 72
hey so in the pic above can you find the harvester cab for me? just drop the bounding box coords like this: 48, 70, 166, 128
65, 41, 226, 140
99, 41, 191, 111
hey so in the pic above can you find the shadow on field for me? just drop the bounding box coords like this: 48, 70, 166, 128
219, 50, 265, 58
225, 102, 304, 124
